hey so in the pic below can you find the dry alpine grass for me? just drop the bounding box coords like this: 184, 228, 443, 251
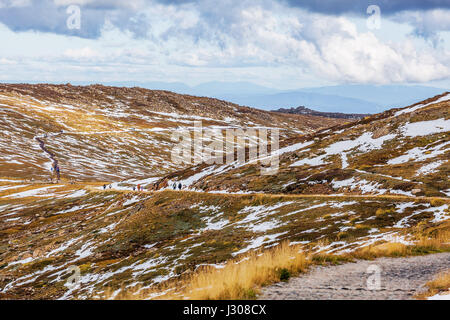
351, 242, 409, 259
186, 242, 307, 300
107, 223, 450, 300
350, 223, 450, 260
415, 270, 450, 299
110, 242, 308, 300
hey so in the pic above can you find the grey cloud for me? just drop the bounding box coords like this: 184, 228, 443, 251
282, 0, 450, 15
392, 9, 450, 46
151, 0, 450, 15
0, 0, 449, 41
0, 0, 150, 38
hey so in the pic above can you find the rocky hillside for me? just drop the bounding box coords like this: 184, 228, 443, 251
0, 184, 448, 299
0, 88, 448, 300
0, 84, 343, 182
273, 106, 370, 119
163, 93, 449, 198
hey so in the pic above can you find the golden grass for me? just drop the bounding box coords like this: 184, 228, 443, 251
416, 230, 450, 248
415, 270, 450, 299
350, 224, 450, 260
106, 228, 450, 300
0, 183, 55, 198
426, 271, 450, 292
186, 242, 307, 300
351, 242, 408, 259
109, 242, 308, 300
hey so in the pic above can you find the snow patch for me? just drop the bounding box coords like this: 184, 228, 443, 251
394, 94, 450, 117
400, 118, 450, 137
291, 132, 396, 168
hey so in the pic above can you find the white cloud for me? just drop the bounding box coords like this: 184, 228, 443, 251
63, 47, 102, 60
0, 0, 31, 8
294, 16, 449, 83
392, 9, 450, 45
0, 57, 16, 65
0, 0, 449, 85
151, 5, 449, 84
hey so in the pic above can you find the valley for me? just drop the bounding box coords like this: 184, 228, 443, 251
0, 84, 448, 300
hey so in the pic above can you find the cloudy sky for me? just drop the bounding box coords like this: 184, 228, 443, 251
0, 0, 449, 89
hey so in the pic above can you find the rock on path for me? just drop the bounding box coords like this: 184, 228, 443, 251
260, 252, 450, 300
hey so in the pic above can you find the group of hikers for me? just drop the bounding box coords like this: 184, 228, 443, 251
102, 184, 146, 191
100, 182, 185, 192
172, 182, 184, 190
50, 163, 60, 182
133, 184, 144, 191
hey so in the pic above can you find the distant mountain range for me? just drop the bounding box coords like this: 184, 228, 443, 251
3, 80, 446, 114
192, 83, 445, 114
100, 82, 447, 114
273, 106, 370, 119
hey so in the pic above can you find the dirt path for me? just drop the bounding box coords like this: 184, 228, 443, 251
89, 187, 450, 203
35, 137, 58, 168
260, 252, 450, 300
210, 192, 450, 202
35, 135, 60, 179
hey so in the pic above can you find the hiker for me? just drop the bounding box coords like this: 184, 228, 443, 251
137, 184, 141, 192
109, 184, 112, 189
133, 186, 136, 191
56, 166, 60, 181
172, 183, 177, 190
103, 184, 107, 190
178, 183, 182, 190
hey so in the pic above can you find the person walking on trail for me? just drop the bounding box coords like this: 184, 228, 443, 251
178, 183, 182, 190
133, 186, 136, 191
137, 184, 141, 192
56, 166, 60, 181
103, 184, 107, 190
172, 183, 177, 190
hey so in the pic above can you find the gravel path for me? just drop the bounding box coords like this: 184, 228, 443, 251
260, 252, 450, 300
35, 136, 59, 178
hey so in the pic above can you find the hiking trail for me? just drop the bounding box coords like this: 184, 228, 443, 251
260, 252, 450, 300
35, 133, 61, 178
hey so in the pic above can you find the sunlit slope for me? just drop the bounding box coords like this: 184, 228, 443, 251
0, 184, 447, 299
1, 86, 448, 300
0, 84, 342, 181
163, 93, 449, 197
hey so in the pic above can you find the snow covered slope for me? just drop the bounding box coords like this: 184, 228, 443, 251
0, 87, 448, 300
0, 84, 342, 182
158, 93, 450, 197
0, 184, 447, 299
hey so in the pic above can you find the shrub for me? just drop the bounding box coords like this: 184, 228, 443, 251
430, 199, 445, 207
376, 208, 395, 217
337, 231, 349, 240
278, 268, 291, 281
